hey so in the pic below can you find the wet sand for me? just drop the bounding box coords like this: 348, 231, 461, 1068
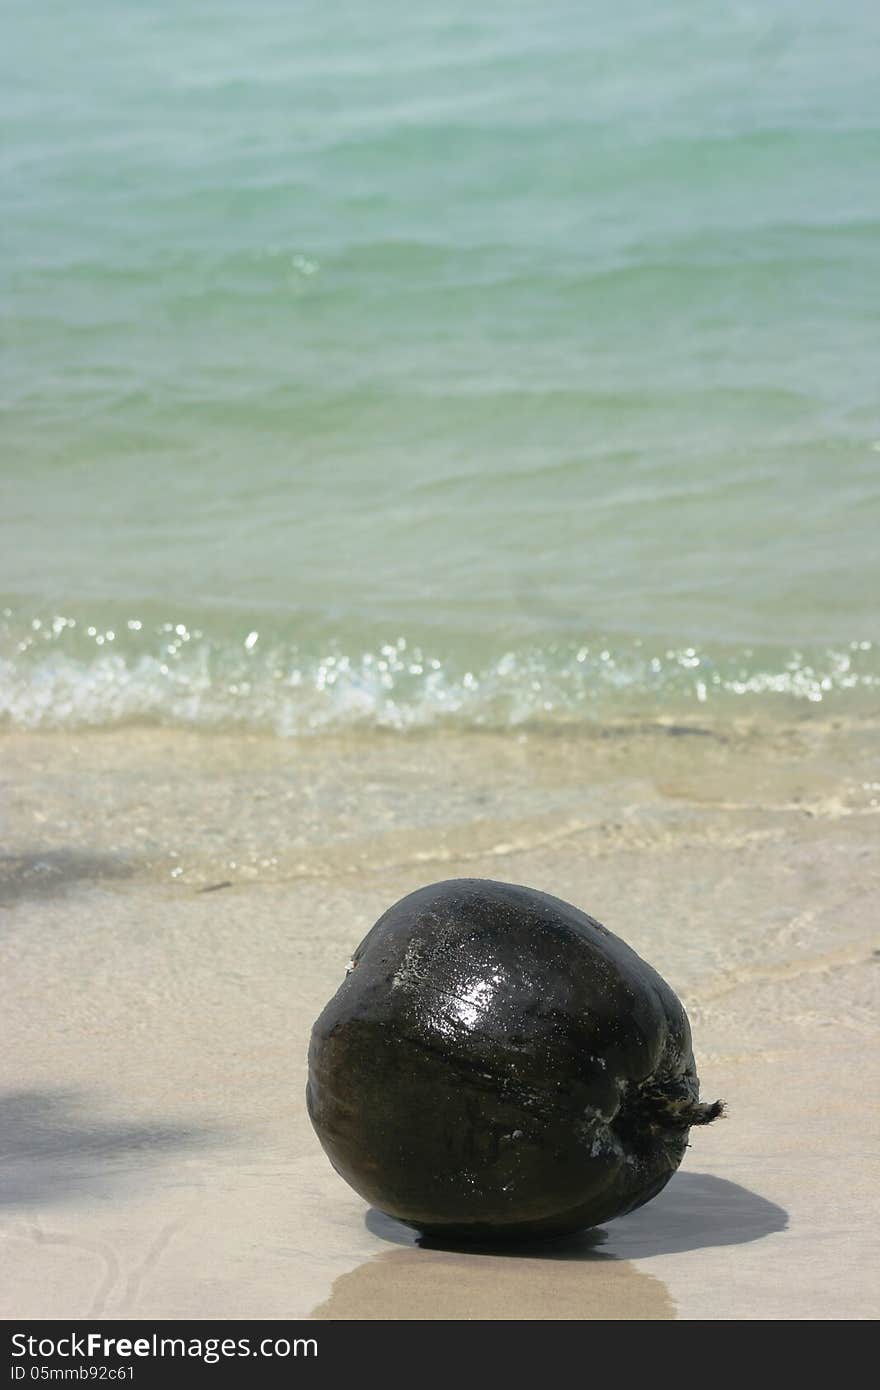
1, 718, 878, 1319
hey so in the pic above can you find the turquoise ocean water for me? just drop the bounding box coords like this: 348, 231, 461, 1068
3, 1, 879, 733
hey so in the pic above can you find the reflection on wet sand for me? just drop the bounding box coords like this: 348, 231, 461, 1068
313, 1241, 675, 1320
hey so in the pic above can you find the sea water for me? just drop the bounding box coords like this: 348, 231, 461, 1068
3, 0, 879, 733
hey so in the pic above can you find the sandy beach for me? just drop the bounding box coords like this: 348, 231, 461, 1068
1, 715, 877, 1320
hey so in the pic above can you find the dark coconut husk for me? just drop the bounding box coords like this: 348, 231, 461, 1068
307, 878, 723, 1241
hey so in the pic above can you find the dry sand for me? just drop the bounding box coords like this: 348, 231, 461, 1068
1, 717, 878, 1319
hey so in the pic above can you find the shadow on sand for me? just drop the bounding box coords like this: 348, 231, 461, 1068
0, 851, 133, 907
0, 1090, 214, 1208
313, 1173, 787, 1319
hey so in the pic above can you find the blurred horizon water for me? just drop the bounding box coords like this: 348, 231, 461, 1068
3, 0, 879, 733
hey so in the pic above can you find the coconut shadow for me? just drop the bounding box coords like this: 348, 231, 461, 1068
365, 1170, 788, 1259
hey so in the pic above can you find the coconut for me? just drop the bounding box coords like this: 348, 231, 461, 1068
307, 878, 722, 1240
